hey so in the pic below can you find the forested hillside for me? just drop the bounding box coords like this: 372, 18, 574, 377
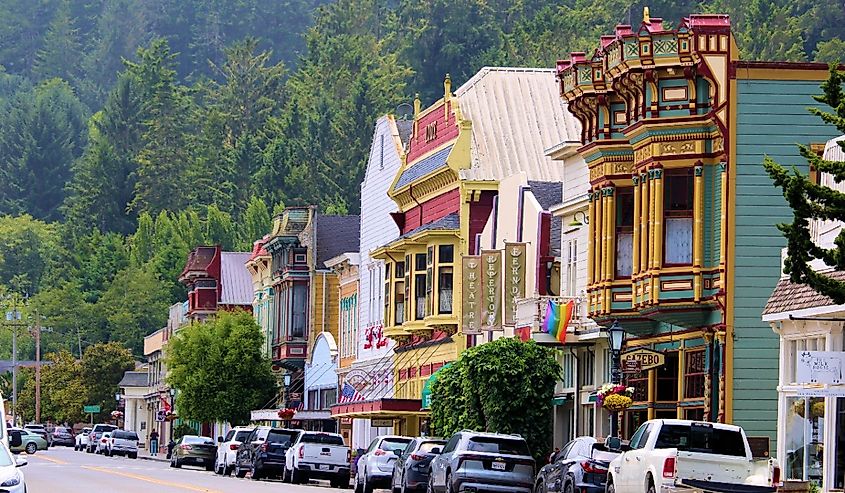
0, 0, 841, 365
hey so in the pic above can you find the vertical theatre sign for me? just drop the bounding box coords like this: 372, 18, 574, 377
462, 256, 482, 334
504, 243, 527, 325
481, 250, 502, 331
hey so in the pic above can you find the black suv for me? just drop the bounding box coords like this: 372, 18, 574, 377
234, 426, 301, 480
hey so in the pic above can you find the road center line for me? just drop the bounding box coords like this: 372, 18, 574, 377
30, 454, 68, 465
82, 465, 224, 492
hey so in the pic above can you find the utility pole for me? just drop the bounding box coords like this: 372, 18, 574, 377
35, 310, 41, 424
77, 326, 83, 359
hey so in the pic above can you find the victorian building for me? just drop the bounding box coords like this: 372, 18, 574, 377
331, 115, 410, 448
556, 10, 836, 445
179, 245, 253, 321
245, 235, 274, 357
263, 206, 359, 410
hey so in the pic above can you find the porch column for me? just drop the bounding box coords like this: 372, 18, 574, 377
650, 167, 664, 304
632, 175, 641, 306
593, 188, 603, 314
693, 164, 704, 301
702, 331, 714, 421
587, 192, 596, 288
604, 185, 616, 314
716, 330, 727, 423
639, 172, 650, 304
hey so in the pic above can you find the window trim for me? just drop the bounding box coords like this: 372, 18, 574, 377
663, 168, 694, 267
615, 187, 635, 279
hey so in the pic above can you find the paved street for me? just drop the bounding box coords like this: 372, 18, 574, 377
20, 447, 365, 493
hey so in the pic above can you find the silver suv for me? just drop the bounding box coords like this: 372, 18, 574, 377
427, 431, 535, 493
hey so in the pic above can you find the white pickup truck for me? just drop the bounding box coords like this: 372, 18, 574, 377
606, 419, 780, 493
284, 431, 351, 488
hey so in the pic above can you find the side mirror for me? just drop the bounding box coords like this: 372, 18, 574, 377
10, 431, 22, 448
217, 436, 224, 443
431, 447, 442, 455
604, 436, 622, 451
15, 456, 27, 467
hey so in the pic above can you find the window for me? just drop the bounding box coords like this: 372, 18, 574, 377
426, 246, 434, 316
395, 261, 405, 325
560, 351, 575, 389
579, 350, 595, 387
384, 263, 391, 325
664, 169, 694, 265
321, 388, 337, 409
438, 245, 454, 314
580, 405, 595, 437
684, 408, 705, 421
655, 424, 746, 457
784, 336, 826, 384
566, 239, 578, 296
628, 423, 648, 449
301, 433, 344, 445
684, 349, 706, 399
225, 430, 235, 442
442, 435, 460, 454
616, 188, 634, 277
291, 283, 307, 338
625, 371, 649, 402
267, 430, 298, 446
415, 253, 426, 320
656, 352, 679, 402
307, 389, 319, 410
467, 437, 530, 456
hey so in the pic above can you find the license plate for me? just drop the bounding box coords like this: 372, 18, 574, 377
491, 462, 506, 471
319, 464, 330, 470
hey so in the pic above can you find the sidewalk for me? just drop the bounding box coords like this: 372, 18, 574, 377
138, 448, 169, 463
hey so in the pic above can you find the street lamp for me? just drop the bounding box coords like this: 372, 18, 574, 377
605, 320, 626, 438
568, 210, 590, 227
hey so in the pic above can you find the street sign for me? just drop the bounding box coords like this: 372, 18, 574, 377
622, 359, 642, 373
155, 410, 167, 422
371, 419, 393, 428
83, 405, 100, 413
621, 348, 665, 371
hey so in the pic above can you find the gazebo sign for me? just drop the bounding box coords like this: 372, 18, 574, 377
621, 348, 665, 371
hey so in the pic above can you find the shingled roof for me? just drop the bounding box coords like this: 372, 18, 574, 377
315, 214, 360, 269
763, 271, 845, 316
118, 371, 149, 388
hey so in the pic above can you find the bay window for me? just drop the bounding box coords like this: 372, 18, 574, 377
395, 261, 405, 324
384, 263, 391, 325
414, 253, 426, 320
426, 247, 434, 316
438, 245, 454, 314
291, 282, 307, 338
664, 168, 694, 265
616, 188, 634, 278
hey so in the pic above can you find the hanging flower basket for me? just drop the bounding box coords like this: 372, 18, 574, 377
164, 413, 178, 422
792, 398, 825, 419
277, 408, 297, 420
596, 383, 635, 412
111, 410, 123, 419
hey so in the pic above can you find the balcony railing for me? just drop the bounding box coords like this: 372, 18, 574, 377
514, 296, 586, 334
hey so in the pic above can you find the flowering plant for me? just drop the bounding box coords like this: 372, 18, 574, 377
596, 384, 635, 412
792, 398, 825, 419
111, 410, 123, 419
277, 408, 297, 420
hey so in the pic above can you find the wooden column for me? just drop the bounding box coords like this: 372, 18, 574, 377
693, 164, 704, 301
650, 167, 664, 304
632, 175, 641, 306
604, 185, 616, 313
639, 172, 650, 304
593, 188, 603, 313
601, 187, 612, 313
587, 192, 596, 287
716, 330, 727, 423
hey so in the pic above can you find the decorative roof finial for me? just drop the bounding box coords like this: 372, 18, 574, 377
444, 73, 452, 101
413, 93, 421, 118
643, 6, 651, 24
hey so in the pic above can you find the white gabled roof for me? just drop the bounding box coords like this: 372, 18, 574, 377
455, 67, 581, 182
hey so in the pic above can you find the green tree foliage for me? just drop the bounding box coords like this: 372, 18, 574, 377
240, 196, 272, 251
766, 68, 845, 303
33, 0, 84, 86
430, 338, 561, 463
0, 215, 61, 294
18, 350, 87, 423
80, 342, 135, 420
167, 310, 277, 425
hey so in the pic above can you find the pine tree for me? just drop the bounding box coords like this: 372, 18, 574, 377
33, 0, 84, 87
240, 196, 271, 250
205, 204, 236, 250
130, 212, 155, 267
765, 68, 845, 302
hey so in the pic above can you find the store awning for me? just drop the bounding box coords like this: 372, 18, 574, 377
421, 363, 452, 410
292, 410, 332, 421
330, 398, 428, 419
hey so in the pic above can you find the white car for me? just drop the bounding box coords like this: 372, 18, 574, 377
74, 427, 92, 451
284, 431, 351, 488
355, 435, 413, 493
95, 431, 113, 455
214, 426, 254, 475
606, 419, 780, 493
0, 441, 27, 493
106, 430, 139, 458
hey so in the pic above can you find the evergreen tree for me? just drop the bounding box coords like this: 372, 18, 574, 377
205, 204, 237, 250
766, 68, 845, 302
130, 212, 155, 267
33, 0, 84, 87
240, 196, 272, 249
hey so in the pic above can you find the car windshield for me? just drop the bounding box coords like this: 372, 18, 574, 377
467, 437, 531, 456
301, 433, 344, 445
234, 431, 252, 442
655, 424, 746, 457
381, 438, 412, 452
114, 431, 138, 440
419, 441, 446, 453
267, 430, 297, 445
0, 444, 12, 467
182, 436, 214, 445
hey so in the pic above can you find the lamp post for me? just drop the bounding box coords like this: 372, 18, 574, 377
169, 388, 176, 441
606, 320, 626, 438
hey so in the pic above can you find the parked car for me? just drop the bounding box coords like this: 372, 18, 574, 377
284, 431, 351, 488
232, 426, 298, 480
170, 435, 217, 471
74, 428, 92, 451
0, 441, 27, 493
215, 426, 255, 476
106, 430, 139, 458
355, 435, 413, 493
7, 429, 48, 455
23, 425, 50, 447
87, 424, 117, 453
534, 436, 620, 493
428, 430, 535, 493
606, 419, 781, 493
95, 431, 114, 454
50, 426, 75, 447
390, 437, 446, 493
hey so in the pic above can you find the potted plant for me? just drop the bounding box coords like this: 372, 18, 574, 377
277, 408, 297, 420
596, 384, 635, 412
792, 398, 825, 419
110, 410, 124, 419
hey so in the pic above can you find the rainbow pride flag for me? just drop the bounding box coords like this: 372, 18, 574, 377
542, 300, 574, 343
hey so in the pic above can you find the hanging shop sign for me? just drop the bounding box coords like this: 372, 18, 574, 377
504, 243, 527, 326
481, 250, 502, 331
796, 351, 845, 385
620, 348, 665, 371
462, 256, 482, 335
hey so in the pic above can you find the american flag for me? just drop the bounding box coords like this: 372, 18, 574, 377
338, 383, 364, 403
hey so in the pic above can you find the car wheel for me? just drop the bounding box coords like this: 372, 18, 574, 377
251, 462, 262, 480
25, 443, 37, 455
564, 481, 574, 493
129, 453, 137, 459
445, 472, 454, 493
224, 462, 233, 477
647, 479, 656, 493
205, 462, 215, 472
607, 481, 616, 493
235, 462, 247, 478
173, 456, 181, 468
282, 466, 292, 483
291, 466, 305, 484
362, 471, 374, 493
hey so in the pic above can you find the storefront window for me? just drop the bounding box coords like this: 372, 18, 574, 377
684, 349, 706, 399
656, 352, 679, 402
785, 396, 825, 484
625, 371, 649, 402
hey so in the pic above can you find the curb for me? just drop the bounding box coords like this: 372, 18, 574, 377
139, 454, 169, 463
